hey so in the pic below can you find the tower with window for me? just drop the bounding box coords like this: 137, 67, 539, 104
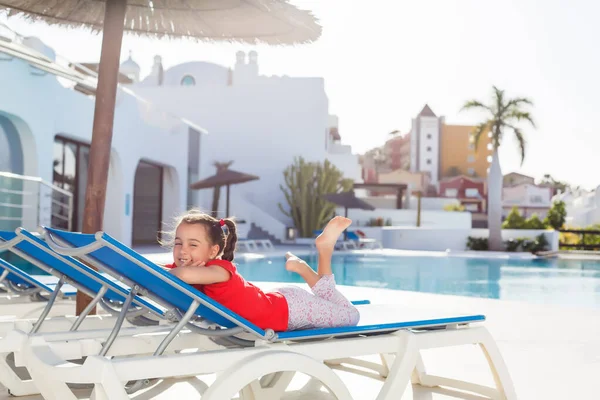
409, 104, 441, 184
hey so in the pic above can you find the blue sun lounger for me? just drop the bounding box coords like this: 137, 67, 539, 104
22, 227, 517, 400
0, 229, 166, 332
0, 228, 179, 396
0, 257, 76, 300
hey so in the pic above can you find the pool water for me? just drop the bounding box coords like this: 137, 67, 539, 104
5, 250, 600, 310
235, 254, 600, 310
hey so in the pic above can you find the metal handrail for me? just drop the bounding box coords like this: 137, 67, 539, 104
0, 171, 73, 231
0, 171, 73, 197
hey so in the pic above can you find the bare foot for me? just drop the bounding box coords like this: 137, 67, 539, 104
315, 216, 352, 252
285, 252, 310, 273
285, 252, 319, 287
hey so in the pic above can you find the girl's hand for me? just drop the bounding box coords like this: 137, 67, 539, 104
183, 260, 206, 268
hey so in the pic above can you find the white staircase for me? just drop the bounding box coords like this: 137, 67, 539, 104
230, 196, 288, 242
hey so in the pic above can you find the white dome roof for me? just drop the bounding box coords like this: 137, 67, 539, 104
120, 51, 140, 73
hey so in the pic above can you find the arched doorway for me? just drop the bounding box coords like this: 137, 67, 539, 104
0, 115, 24, 231
0, 114, 24, 174
132, 161, 164, 245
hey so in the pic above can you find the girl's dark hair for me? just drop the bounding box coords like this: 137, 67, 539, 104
160, 209, 238, 261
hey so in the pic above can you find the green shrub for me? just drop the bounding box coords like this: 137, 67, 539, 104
444, 203, 465, 212
470, 233, 550, 253
466, 236, 488, 250
503, 207, 549, 230
504, 234, 549, 253
523, 214, 546, 229
502, 207, 526, 229
504, 238, 522, 252
544, 200, 566, 230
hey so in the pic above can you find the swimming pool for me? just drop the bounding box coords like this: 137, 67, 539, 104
4, 251, 600, 310
234, 254, 600, 310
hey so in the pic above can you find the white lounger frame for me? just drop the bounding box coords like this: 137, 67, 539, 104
0, 231, 171, 395
21, 321, 517, 400
0, 322, 219, 396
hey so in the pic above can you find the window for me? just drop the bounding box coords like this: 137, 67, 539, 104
487, 143, 493, 150
487, 155, 493, 163
467, 167, 475, 176
530, 195, 544, 204
181, 75, 196, 86
426, 134, 432, 139
468, 143, 475, 150
426, 159, 432, 165
426, 146, 432, 152
53, 136, 91, 231
445, 188, 458, 197
467, 155, 475, 163
465, 203, 479, 212
187, 128, 201, 209
465, 188, 479, 198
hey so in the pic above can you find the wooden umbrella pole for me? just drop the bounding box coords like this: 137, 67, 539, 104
226, 184, 230, 216
77, 0, 127, 315
344, 207, 348, 240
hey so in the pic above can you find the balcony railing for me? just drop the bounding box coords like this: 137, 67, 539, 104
0, 171, 73, 232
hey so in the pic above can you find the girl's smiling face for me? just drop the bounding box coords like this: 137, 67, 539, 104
172, 223, 220, 267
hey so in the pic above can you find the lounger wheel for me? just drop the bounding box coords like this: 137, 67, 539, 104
202, 350, 353, 400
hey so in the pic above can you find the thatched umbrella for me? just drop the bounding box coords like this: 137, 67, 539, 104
322, 190, 375, 239
190, 169, 259, 216
323, 190, 375, 218
0, 0, 320, 313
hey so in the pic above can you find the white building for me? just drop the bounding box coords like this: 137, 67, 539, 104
553, 187, 600, 228
409, 105, 442, 185
127, 50, 361, 240
1, 27, 362, 244
502, 183, 552, 218
0, 32, 206, 247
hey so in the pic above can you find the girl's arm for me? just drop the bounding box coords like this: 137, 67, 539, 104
169, 264, 230, 285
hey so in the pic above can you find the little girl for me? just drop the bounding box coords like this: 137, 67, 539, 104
162, 210, 360, 331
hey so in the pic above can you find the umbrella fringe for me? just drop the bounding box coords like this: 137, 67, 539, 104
0, 1, 321, 45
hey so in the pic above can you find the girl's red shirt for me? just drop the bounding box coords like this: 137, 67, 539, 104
165, 259, 289, 331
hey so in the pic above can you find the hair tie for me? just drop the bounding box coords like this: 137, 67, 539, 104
219, 219, 225, 227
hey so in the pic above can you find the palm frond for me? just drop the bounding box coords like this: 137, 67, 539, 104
508, 124, 527, 165
493, 86, 505, 119
506, 110, 536, 129
504, 97, 534, 110
471, 121, 493, 151
461, 100, 492, 113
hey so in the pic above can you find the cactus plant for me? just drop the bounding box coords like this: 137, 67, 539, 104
279, 157, 353, 237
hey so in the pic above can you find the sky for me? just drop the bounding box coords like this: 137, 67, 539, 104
1, 0, 599, 189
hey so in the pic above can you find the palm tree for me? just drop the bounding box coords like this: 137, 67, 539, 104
211, 160, 234, 217
461, 86, 535, 250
